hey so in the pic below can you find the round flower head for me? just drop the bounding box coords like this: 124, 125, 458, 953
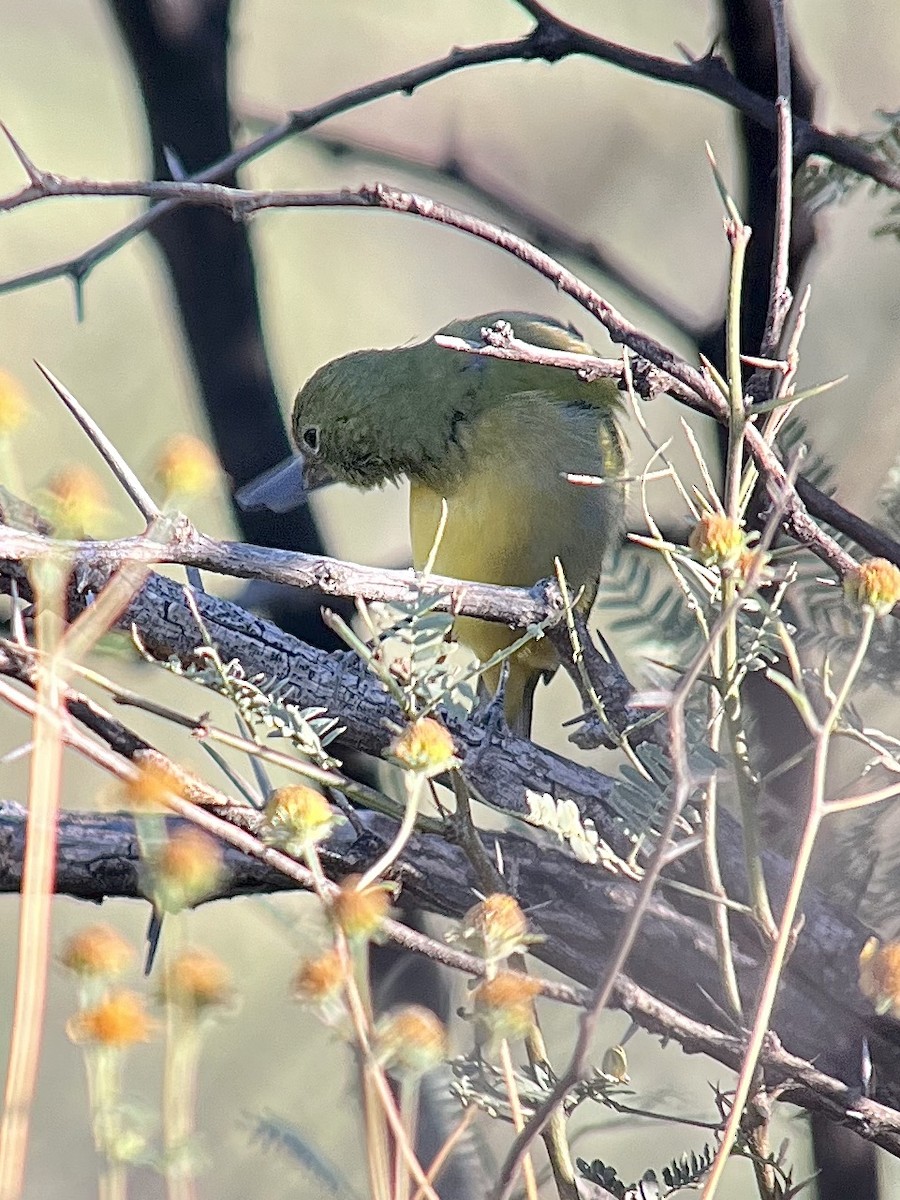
472, 972, 542, 1051
450, 894, 540, 965
844, 559, 900, 618
67, 991, 154, 1048
294, 948, 345, 1004
144, 827, 223, 915
45, 464, 109, 537
388, 718, 458, 776
160, 948, 233, 1015
61, 924, 134, 980
331, 875, 392, 943
0, 369, 28, 436
688, 512, 746, 571
375, 1005, 448, 1078
293, 948, 347, 1027
263, 785, 340, 855
153, 433, 220, 501
123, 759, 185, 812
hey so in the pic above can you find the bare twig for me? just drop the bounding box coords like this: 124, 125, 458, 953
759, 0, 794, 367
1, 7, 898, 298
0, 521, 564, 631
1, 160, 896, 568
702, 607, 878, 1198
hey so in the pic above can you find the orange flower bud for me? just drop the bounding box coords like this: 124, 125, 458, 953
688, 512, 746, 570
735, 547, 773, 589
472, 972, 542, 1049
331, 875, 392, 943
144, 827, 223, 915
263, 785, 339, 855
160, 948, 233, 1013
0, 369, 28, 436
375, 1005, 447, 1078
153, 433, 220, 500
388, 718, 458, 776
293, 948, 346, 1005
123, 760, 185, 812
60, 924, 134, 979
844, 559, 900, 618
859, 937, 900, 1017
45, 464, 109, 536
452, 894, 539, 964
67, 991, 154, 1047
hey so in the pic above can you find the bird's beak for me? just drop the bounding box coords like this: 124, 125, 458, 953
300, 454, 335, 492
234, 454, 334, 514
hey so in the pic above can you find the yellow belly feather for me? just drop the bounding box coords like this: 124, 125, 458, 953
408, 397, 622, 729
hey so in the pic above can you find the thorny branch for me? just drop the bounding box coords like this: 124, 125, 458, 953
2, 648, 900, 1156
4, 162, 898, 571
0, 545, 897, 1064
4, 9, 900, 1188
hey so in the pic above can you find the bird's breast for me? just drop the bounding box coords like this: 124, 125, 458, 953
408, 399, 622, 593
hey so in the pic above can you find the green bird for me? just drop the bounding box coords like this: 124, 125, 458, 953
241, 312, 626, 734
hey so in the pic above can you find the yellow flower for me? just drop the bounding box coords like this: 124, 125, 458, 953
293, 948, 346, 1005
472, 972, 542, 1050
263, 785, 340, 855
375, 1005, 447, 1078
67, 991, 154, 1047
450, 894, 540, 964
0, 369, 28, 436
859, 937, 900, 1016
844, 559, 900, 617
153, 433, 220, 500
123, 760, 185, 812
688, 512, 746, 570
160, 948, 233, 1013
734, 547, 773, 589
388, 718, 458, 776
331, 875, 392, 943
144, 827, 223, 915
60, 924, 134, 979
45, 464, 109, 536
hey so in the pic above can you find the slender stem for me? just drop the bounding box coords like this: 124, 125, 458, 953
0, 562, 67, 1200
356, 771, 424, 890
498, 1039, 538, 1200
721, 666, 777, 939
524, 1020, 578, 1200
700, 721, 743, 1019
723, 222, 751, 519
162, 1014, 199, 1200
701, 609, 875, 1198
410, 1106, 478, 1200
826, 780, 900, 814
721, 204, 777, 938
304, 844, 440, 1200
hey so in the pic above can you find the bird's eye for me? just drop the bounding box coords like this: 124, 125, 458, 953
300, 425, 320, 455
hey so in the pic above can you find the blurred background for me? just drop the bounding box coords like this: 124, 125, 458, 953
1, 1, 899, 1196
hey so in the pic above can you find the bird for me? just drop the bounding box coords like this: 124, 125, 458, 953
239, 312, 626, 735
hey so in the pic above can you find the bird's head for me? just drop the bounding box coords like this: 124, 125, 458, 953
292, 311, 622, 495
290, 331, 492, 494
236, 312, 623, 514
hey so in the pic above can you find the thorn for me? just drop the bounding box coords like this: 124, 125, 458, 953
144, 908, 163, 974
32, 360, 161, 523
0, 121, 42, 184
163, 145, 188, 182
69, 270, 86, 323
